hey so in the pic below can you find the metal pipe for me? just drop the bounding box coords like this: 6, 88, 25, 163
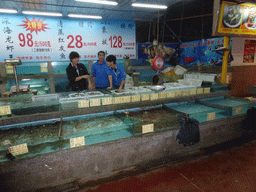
13, 65, 19, 92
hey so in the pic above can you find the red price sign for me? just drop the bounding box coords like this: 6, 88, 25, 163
67, 35, 83, 48
109, 36, 122, 48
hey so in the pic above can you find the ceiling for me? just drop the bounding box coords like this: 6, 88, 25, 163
0, 0, 194, 21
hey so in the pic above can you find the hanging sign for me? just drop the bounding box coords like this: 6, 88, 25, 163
217, 1, 256, 37
0, 15, 136, 62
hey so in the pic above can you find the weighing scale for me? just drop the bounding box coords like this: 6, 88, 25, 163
3, 59, 37, 97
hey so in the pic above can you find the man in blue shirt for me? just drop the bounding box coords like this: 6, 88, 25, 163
91, 51, 110, 89
106, 55, 126, 93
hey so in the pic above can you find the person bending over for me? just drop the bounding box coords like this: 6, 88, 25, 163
106, 55, 126, 93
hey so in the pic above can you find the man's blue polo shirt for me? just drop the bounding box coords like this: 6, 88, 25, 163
106, 63, 126, 86
91, 60, 110, 88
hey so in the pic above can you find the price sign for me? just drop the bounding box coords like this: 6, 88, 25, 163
113, 97, 122, 104
41, 67, 48, 72
197, 88, 204, 94
150, 93, 159, 100
122, 96, 131, 103
182, 90, 190, 96
235, 107, 242, 115
142, 124, 154, 134
102, 97, 112, 105
10, 143, 28, 156
131, 95, 140, 102
0, 105, 11, 116
190, 89, 197, 95
207, 112, 216, 121
0, 15, 136, 62
159, 92, 167, 99
176, 90, 182, 97
78, 100, 89, 108
6, 65, 14, 74
167, 91, 176, 98
204, 87, 211, 94
90, 99, 101, 107
40, 63, 48, 72
70, 137, 85, 148
141, 94, 150, 101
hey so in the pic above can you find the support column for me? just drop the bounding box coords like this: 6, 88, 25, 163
221, 36, 230, 84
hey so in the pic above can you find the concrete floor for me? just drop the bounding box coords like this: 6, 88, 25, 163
76, 133, 256, 192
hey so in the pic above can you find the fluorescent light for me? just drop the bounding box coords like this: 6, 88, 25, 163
0, 8, 17, 13
132, 3, 167, 9
68, 14, 102, 19
75, 0, 118, 6
22, 11, 62, 17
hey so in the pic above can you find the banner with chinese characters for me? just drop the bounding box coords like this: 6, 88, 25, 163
0, 15, 136, 62
217, 1, 256, 37
243, 40, 256, 63
178, 37, 224, 66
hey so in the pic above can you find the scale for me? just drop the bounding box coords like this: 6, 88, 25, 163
3, 59, 37, 97
152, 56, 165, 85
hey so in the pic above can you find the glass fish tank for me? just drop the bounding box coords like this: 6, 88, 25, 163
0, 110, 139, 162
114, 106, 180, 135
198, 96, 254, 116
59, 92, 88, 111
164, 101, 230, 123
0, 119, 60, 162
10, 100, 60, 116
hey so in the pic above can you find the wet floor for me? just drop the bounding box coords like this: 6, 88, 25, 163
76, 133, 256, 192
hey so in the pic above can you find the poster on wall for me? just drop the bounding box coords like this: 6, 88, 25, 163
0, 14, 136, 62
178, 37, 224, 66
217, 1, 256, 37
243, 40, 256, 63
138, 43, 177, 61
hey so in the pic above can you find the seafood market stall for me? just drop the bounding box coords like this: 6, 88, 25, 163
0, 82, 253, 191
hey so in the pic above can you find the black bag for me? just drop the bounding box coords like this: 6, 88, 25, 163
176, 115, 200, 146
242, 107, 256, 130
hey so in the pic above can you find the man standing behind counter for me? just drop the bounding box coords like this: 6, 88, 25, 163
91, 51, 110, 90
66, 51, 92, 91
106, 55, 126, 93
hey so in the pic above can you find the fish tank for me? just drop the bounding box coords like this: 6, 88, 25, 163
164, 101, 230, 123
0, 109, 140, 162
114, 106, 180, 135
198, 96, 254, 116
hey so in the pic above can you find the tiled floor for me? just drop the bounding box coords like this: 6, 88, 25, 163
78, 136, 256, 192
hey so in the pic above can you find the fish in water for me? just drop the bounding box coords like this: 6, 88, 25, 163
183, 57, 195, 63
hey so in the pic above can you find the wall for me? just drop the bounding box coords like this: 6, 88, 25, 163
231, 37, 256, 66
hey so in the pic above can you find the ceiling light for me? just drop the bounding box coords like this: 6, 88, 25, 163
74, 0, 118, 6
132, 3, 167, 9
22, 11, 62, 17
68, 14, 102, 19
0, 8, 17, 13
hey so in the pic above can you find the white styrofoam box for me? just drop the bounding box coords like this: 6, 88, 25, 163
32, 94, 59, 102
85, 91, 104, 97
178, 79, 202, 87
185, 73, 201, 80
110, 89, 131, 95
125, 86, 151, 93
199, 74, 217, 82
174, 65, 187, 75
185, 73, 217, 82
10, 85, 30, 92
